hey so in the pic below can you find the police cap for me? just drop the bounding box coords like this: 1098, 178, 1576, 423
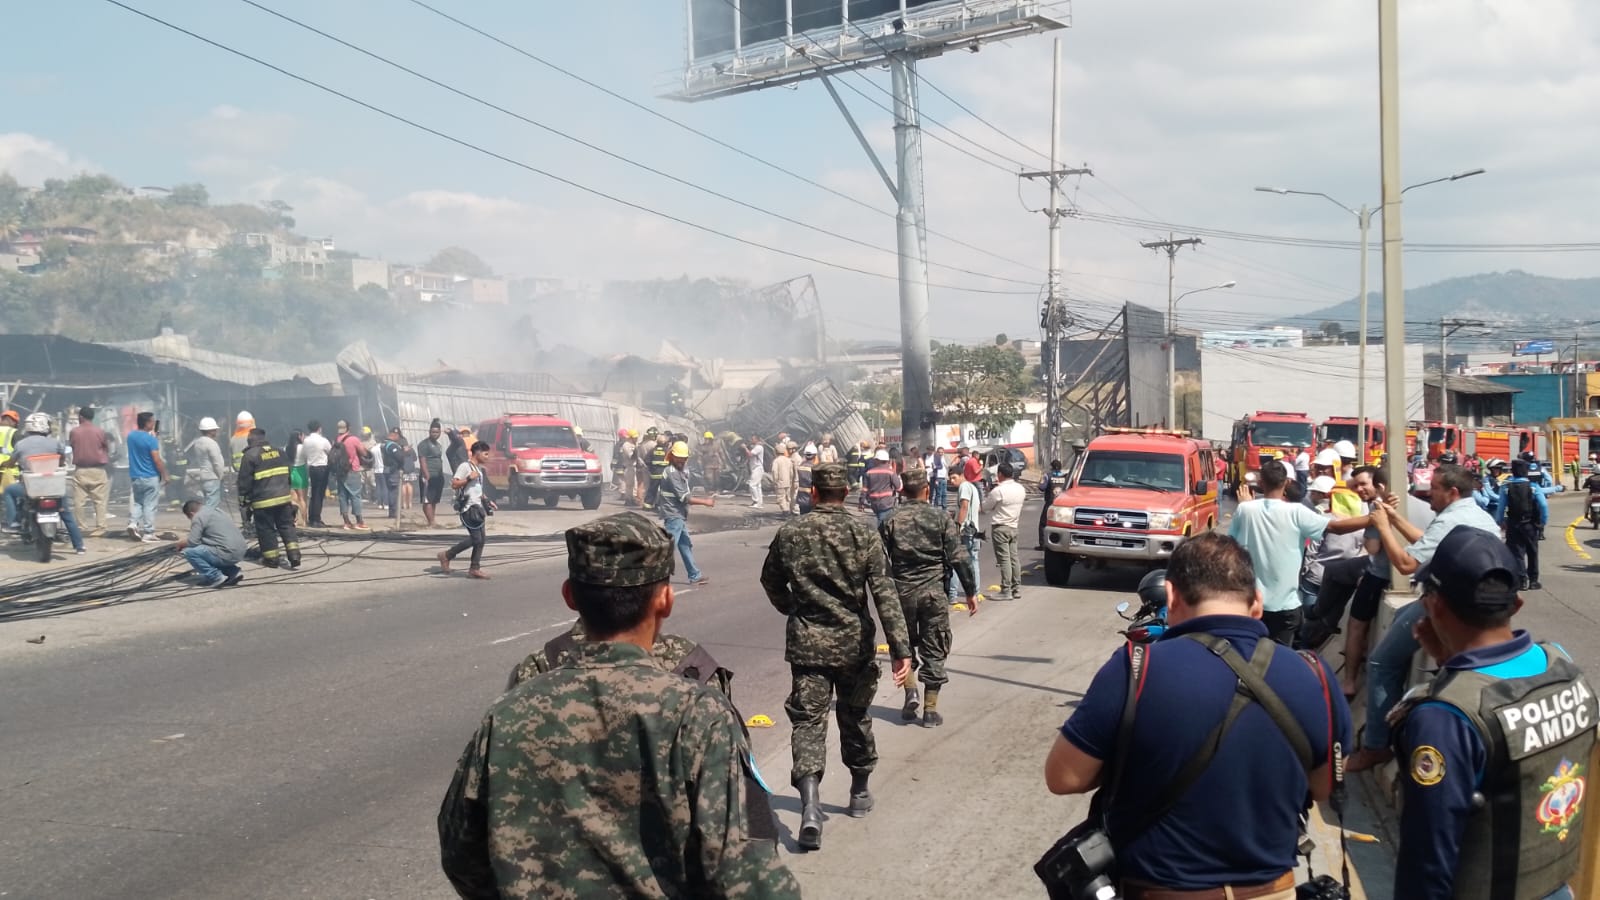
1418, 526, 1520, 616
812, 462, 848, 490
565, 511, 675, 587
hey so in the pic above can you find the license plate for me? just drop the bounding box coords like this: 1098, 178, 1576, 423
35, 513, 60, 524
1094, 538, 1123, 547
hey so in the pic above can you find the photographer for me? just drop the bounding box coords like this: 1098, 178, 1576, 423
437, 441, 495, 580
1043, 532, 1350, 900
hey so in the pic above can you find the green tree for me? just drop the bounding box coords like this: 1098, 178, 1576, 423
854, 380, 902, 429
0, 174, 25, 243
426, 246, 494, 277
994, 332, 1009, 346
932, 342, 1029, 435
167, 183, 210, 207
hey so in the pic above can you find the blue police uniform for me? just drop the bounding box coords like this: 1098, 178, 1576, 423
1060, 615, 1352, 890
1394, 633, 1586, 900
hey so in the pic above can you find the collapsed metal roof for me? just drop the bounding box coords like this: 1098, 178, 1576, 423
102, 332, 342, 388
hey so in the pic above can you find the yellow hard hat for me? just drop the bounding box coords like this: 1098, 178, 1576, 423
669, 441, 691, 458
703, 431, 714, 440
628, 429, 639, 439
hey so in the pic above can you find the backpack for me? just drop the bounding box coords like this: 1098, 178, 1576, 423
328, 435, 352, 476
1504, 480, 1536, 525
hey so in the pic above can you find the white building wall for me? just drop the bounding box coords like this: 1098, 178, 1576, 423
1199, 343, 1428, 442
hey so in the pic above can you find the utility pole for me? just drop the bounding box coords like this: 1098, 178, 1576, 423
887, 49, 935, 454
1141, 233, 1203, 428
1020, 38, 1091, 466
1378, 0, 1408, 590
1438, 318, 1485, 424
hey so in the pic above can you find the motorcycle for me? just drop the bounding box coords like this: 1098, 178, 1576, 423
19, 464, 68, 563
1115, 581, 1169, 643
1589, 494, 1600, 530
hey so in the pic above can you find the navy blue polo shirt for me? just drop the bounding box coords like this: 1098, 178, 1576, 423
1393, 631, 1570, 900
1061, 615, 1352, 890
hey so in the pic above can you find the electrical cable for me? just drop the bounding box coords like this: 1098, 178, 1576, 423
232, 0, 1043, 289
98, 0, 1042, 297
401, 0, 1046, 276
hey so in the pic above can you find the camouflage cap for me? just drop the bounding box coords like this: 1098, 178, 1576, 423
813, 462, 848, 490
900, 467, 929, 493
565, 511, 675, 587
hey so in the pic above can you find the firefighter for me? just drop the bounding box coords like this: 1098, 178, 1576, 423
644, 427, 670, 510
237, 427, 301, 570
846, 439, 868, 489
0, 410, 18, 490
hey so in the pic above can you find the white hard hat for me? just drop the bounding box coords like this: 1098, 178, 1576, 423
23, 412, 50, 434
1333, 440, 1358, 459
874, 449, 890, 461
236, 411, 254, 425
1314, 448, 1341, 468
803, 442, 818, 457
1310, 475, 1337, 495
198, 416, 219, 431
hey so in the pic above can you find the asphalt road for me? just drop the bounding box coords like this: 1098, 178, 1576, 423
4, 494, 1595, 899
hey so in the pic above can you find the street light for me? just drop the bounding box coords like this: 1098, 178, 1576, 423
1169, 280, 1236, 429
1253, 167, 1485, 452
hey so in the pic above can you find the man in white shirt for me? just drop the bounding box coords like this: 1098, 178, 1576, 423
1230, 462, 1367, 645
301, 420, 333, 528
745, 437, 766, 509
981, 461, 1027, 601
947, 469, 983, 602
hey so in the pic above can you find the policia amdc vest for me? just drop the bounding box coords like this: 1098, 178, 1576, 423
1394, 645, 1597, 900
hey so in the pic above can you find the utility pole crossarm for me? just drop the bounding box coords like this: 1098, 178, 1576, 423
1140, 235, 1204, 428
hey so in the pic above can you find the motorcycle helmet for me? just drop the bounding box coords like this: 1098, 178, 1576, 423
1486, 457, 1507, 471
1136, 569, 1168, 611
1520, 451, 1538, 463
1439, 451, 1459, 465
23, 412, 51, 435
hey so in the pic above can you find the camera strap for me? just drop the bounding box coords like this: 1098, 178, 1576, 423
1296, 648, 1352, 891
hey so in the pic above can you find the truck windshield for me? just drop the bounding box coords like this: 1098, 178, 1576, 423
510, 426, 579, 449
1077, 452, 1186, 491
1250, 422, 1313, 448
1427, 426, 1456, 447
1322, 423, 1359, 444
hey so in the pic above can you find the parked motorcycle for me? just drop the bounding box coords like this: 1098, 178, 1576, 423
1115, 569, 1170, 644
19, 464, 68, 563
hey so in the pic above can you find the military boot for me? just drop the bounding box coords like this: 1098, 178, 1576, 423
847, 771, 873, 818
797, 775, 823, 851
922, 688, 943, 728
900, 686, 920, 721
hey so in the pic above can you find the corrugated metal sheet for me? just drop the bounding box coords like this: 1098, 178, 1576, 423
104, 334, 342, 388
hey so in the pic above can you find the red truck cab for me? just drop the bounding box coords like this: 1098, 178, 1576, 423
475, 412, 604, 510
1228, 411, 1316, 491
1042, 428, 1220, 587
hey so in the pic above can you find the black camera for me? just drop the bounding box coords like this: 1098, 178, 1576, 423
1034, 827, 1119, 900
1297, 875, 1351, 900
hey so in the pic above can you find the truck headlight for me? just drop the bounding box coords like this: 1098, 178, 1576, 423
1147, 511, 1175, 530
1046, 505, 1075, 525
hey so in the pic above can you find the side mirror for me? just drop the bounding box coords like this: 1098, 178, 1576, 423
1115, 601, 1132, 618
1193, 480, 1210, 495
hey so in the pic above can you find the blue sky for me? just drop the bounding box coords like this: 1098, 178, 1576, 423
6, 0, 1599, 348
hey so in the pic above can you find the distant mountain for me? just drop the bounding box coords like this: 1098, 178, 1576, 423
1273, 270, 1600, 345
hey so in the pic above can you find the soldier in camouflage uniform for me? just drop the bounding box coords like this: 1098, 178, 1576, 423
438, 511, 798, 899
879, 467, 977, 728
760, 462, 913, 852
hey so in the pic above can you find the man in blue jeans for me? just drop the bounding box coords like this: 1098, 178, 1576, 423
1348, 463, 1500, 772
124, 411, 168, 541
2, 413, 87, 554
655, 440, 712, 585
947, 469, 981, 602
176, 499, 246, 587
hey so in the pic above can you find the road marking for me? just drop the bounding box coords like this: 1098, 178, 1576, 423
489, 617, 578, 646
490, 631, 538, 645
677, 589, 695, 596
1566, 515, 1592, 561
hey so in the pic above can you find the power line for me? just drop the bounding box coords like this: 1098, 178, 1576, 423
99, 0, 1042, 297
232, 0, 1043, 289
401, 0, 1045, 276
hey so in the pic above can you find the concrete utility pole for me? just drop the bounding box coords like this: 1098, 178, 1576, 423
1021, 38, 1091, 466
1438, 318, 1485, 424
1141, 234, 1203, 428
888, 50, 936, 454
1377, 0, 1409, 573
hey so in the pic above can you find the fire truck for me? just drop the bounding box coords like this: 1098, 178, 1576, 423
1042, 427, 1221, 587
1317, 417, 1386, 465
1226, 411, 1316, 491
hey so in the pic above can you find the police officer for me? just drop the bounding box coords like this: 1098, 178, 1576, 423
1045, 532, 1349, 900
439, 512, 799, 898
236, 428, 301, 570
761, 462, 912, 851
1497, 458, 1548, 591
1037, 457, 1068, 550
880, 467, 977, 728
1390, 525, 1596, 900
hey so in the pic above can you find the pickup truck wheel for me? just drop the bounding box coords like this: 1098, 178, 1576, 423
509, 483, 527, 510
581, 487, 603, 510
1043, 551, 1072, 587
542, 495, 560, 509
